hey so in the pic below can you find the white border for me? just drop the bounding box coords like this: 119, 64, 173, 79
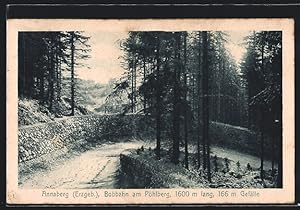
6, 18, 295, 204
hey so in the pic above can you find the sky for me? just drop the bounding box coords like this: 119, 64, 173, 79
225, 31, 251, 65
76, 31, 128, 84
77, 31, 251, 84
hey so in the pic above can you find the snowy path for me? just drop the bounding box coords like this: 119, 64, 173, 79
19, 140, 150, 189
211, 146, 277, 170
20, 141, 276, 189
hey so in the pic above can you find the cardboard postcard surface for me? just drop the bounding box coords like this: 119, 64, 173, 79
7, 18, 295, 205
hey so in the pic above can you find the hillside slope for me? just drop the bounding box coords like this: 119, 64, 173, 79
18, 78, 114, 126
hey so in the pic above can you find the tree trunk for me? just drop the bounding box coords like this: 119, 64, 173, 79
271, 131, 275, 176
183, 33, 189, 169
143, 56, 147, 113
134, 55, 137, 112
70, 32, 75, 116
131, 59, 134, 113
172, 33, 181, 164
155, 36, 161, 160
202, 32, 207, 171
260, 40, 265, 181
217, 62, 221, 122
39, 70, 45, 104
202, 31, 211, 182
277, 129, 282, 187
260, 125, 264, 181
54, 47, 59, 114
221, 59, 226, 123
56, 58, 61, 104
48, 44, 55, 111
191, 75, 196, 145
197, 32, 202, 169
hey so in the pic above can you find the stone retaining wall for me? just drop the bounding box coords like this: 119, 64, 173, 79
18, 114, 153, 163
18, 113, 263, 164
209, 122, 274, 159
119, 154, 162, 188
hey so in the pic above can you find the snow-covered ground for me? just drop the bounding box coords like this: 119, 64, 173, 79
211, 146, 277, 170
19, 140, 153, 189
19, 139, 275, 189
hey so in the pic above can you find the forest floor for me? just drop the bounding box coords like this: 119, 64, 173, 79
126, 145, 278, 188
19, 136, 277, 189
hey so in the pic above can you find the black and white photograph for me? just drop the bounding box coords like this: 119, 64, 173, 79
6, 19, 294, 204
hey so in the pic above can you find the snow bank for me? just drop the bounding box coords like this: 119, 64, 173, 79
120, 151, 209, 188
18, 97, 91, 127
18, 98, 54, 126
120, 150, 277, 189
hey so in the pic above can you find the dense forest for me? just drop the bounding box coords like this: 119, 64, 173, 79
18, 31, 282, 188
18, 31, 91, 117
108, 31, 282, 187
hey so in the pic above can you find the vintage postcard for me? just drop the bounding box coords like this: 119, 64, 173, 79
6, 18, 295, 205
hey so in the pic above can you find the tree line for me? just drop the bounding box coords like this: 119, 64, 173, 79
241, 31, 282, 187
18, 31, 90, 116
110, 31, 282, 186
109, 31, 247, 183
